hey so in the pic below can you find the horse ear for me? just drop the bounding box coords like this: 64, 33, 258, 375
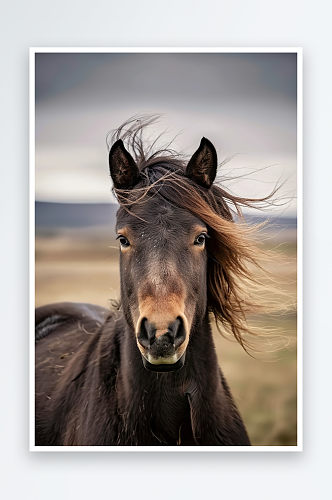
109, 139, 140, 189
185, 137, 217, 189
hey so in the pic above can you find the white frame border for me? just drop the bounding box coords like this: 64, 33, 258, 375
30, 46, 302, 452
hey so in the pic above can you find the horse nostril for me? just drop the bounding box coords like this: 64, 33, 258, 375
167, 317, 186, 348
137, 317, 186, 351
137, 318, 156, 349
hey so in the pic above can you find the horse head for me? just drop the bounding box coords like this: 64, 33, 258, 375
109, 137, 218, 372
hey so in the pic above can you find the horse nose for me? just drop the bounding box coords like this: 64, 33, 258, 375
137, 317, 186, 350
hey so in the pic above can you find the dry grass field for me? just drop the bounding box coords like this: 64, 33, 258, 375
35, 229, 297, 446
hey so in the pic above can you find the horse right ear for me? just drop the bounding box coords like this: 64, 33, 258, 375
109, 139, 140, 189
185, 137, 217, 189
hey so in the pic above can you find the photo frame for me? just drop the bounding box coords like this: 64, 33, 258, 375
30, 47, 302, 451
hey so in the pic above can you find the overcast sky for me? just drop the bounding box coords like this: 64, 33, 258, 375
35, 52, 297, 215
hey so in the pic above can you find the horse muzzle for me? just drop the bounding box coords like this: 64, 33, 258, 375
136, 316, 188, 372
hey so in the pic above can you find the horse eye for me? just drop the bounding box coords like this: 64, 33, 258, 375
117, 235, 130, 248
194, 233, 207, 245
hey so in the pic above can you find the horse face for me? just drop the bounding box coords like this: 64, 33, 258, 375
109, 137, 217, 372
116, 200, 209, 371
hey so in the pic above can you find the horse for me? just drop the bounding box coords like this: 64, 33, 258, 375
35, 117, 272, 446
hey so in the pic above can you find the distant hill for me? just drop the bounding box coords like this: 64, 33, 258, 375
35, 201, 118, 234
243, 214, 297, 228
35, 201, 296, 236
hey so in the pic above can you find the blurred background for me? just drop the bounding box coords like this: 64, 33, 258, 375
35, 51, 297, 446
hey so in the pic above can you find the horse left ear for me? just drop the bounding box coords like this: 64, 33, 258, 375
185, 137, 217, 189
109, 139, 140, 189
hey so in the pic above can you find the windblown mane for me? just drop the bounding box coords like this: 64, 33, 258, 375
107, 115, 290, 352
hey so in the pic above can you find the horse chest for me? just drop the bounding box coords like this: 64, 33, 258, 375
115, 377, 193, 445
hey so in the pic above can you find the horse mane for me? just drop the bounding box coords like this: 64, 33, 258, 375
107, 115, 291, 352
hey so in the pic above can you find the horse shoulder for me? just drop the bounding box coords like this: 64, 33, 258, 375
35, 302, 119, 445
35, 302, 111, 387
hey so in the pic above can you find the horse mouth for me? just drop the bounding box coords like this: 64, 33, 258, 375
141, 352, 186, 372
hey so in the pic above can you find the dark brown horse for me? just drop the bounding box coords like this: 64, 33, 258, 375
35, 117, 273, 446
